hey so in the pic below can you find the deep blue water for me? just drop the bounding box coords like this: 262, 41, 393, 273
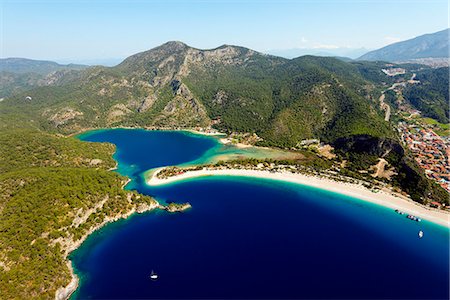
74, 129, 449, 299
78, 129, 219, 179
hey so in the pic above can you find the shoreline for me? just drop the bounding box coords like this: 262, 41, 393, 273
55, 200, 160, 300
65, 127, 449, 300
59, 127, 222, 300
70, 126, 226, 138
184, 129, 226, 137
55, 191, 191, 300
147, 168, 450, 228
219, 137, 253, 148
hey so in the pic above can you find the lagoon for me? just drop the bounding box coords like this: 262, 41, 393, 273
74, 129, 449, 299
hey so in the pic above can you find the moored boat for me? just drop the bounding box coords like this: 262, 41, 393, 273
406, 214, 421, 222
150, 270, 158, 281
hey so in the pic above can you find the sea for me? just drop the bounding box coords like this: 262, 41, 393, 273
72, 128, 449, 299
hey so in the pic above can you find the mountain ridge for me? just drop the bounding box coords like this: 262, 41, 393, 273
358, 28, 450, 62
0, 57, 88, 74
1, 41, 393, 146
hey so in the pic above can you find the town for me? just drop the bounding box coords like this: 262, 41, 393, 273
398, 121, 450, 194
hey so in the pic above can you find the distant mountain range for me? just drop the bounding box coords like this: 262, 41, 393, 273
0, 58, 89, 97
358, 29, 449, 63
4, 28, 448, 71
266, 47, 369, 60
0, 58, 88, 74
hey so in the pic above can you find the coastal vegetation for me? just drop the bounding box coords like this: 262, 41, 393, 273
157, 148, 449, 207
0, 128, 158, 299
154, 158, 382, 197
0, 129, 116, 173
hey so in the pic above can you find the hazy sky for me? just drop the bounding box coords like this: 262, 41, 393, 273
1, 0, 448, 63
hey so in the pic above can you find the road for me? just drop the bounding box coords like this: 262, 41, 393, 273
379, 73, 418, 122
378, 93, 391, 122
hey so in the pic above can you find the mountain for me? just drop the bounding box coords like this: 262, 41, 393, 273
0, 58, 89, 98
0, 58, 88, 74
267, 47, 369, 59
358, 29, 450, 62
1, 41, 392, 147
55, 57, 124, 67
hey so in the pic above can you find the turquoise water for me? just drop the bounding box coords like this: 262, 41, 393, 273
74, 129, 449, 299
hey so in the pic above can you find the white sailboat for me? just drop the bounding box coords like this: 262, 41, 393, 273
150, 270, 158, 281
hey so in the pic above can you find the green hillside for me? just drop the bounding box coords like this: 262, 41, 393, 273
0, 128, 157, 299
1, 42, 393, 146
404, 67, 449, 123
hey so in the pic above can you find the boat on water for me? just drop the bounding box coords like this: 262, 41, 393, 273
394, 209, 406, 215
150, 270, 158, 281
406, 214, 421, 222
418, 230, 424, 238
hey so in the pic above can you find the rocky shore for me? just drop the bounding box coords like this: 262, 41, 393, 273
161, 202, 192, 212
54, 196, 194, 300
54, 201, 160, 300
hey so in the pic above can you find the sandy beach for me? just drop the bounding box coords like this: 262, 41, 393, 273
184, 129, 225, 136
147, 168, 450, 227
219, 138, 253, 148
